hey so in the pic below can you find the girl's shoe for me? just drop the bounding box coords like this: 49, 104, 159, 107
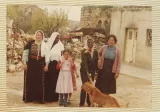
59, 102, 63, 106
67, 100, 71, 105
64, 103, 68, 107
68, 102, 71, 105
59, 100, 64, 106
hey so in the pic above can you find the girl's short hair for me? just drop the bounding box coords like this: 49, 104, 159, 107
62, 49, 70, 54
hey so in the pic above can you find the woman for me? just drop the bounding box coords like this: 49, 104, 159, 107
95, 34, 121, 95
22, 30, 50, 103
44, 32, 64, 102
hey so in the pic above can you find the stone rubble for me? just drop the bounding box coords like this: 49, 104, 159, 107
7, 34, 34, 73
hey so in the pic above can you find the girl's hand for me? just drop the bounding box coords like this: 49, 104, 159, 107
68, 57, 72, 61
61, 58, 65, 65
114, 73, 119, 79
44, 65, 48, 72
69, 57, 74, 65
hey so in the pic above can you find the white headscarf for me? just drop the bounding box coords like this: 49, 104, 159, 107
34, 30, 50, 63
34, 30, 45, 42
47, 32, 60, 49
47, 32, 64, 61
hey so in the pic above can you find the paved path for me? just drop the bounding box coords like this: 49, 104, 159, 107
7, 60, 152, 108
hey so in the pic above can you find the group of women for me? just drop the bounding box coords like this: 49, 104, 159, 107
22, 30, 64, 103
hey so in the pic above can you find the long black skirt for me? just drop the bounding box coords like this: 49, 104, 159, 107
44, 60, 59, 102
95, 58, 116, 94
23, 58, 45, 102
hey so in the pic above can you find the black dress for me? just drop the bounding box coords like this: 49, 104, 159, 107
44, 42, 62, 102
23, 41, 45, 102
95, 58, 116, 94
44, 60, 59, 102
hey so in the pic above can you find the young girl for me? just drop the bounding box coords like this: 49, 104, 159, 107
56, 50, 75, 107
68, 53, 79, 105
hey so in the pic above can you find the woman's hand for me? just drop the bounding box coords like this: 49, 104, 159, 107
95, 72, 98, 75
114, 73, 119, 79
76, 74, 79, 78
44, 65, 48, 72
23, 64, 27, 70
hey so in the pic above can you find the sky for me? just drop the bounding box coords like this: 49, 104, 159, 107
38, 5, 83, 21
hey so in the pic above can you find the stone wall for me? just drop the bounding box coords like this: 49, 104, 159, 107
80, 6, 111, 29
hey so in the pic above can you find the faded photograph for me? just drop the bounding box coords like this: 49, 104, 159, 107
6, 5, 152, 108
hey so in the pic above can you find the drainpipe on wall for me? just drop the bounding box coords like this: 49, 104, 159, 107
117, 7, 123, 46
118, 7, 123, 61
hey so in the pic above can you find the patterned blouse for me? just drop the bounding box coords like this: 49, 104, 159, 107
104, 45, 116, 60
29, 43, 41, 56
23, 42, 49, 65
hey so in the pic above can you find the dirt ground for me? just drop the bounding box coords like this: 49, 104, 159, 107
7, 62, 151, 108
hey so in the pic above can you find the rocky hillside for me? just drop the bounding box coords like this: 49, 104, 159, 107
7, 5, 44, 33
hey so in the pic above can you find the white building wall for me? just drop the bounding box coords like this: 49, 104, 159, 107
110, 10, 152, 68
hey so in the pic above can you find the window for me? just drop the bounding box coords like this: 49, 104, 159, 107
104, 20, 108, 25
146, 29, 152, 47
129, 31, 132, 39
97, 20, 102, 28
135, 31, 138, 40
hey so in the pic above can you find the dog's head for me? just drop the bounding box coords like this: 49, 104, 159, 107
81, 82, 95, 95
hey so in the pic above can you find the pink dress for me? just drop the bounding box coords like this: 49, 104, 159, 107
56, 59, 75, 93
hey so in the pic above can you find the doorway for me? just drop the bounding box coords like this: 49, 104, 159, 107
124, 28, 137, 63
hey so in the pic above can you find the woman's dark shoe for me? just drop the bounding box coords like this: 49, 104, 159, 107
39, 101, 45, 104
79, 104, 84, 107
24, 100, 32, 103
88, 104, 91, 107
